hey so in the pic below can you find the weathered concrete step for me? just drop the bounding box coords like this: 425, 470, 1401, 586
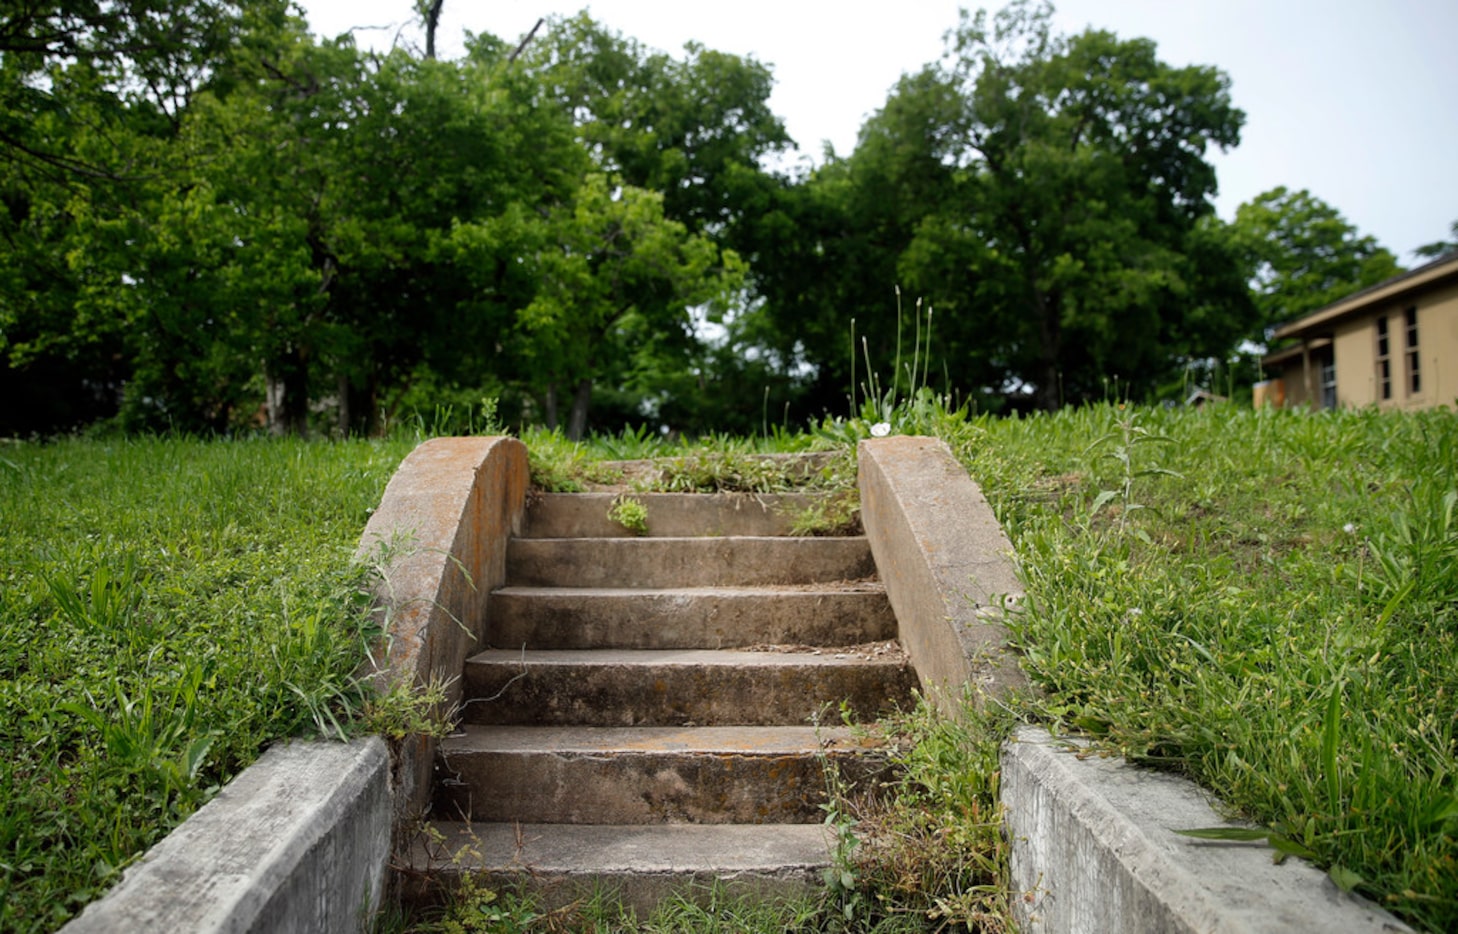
505, 536, 876, 588
523, 492, 843, 538
432, 724, 891, 824
460, 647, 918, 726
488, 584, 895, 649
407, 821, 830, 914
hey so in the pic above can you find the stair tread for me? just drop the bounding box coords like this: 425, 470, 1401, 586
493, 582, 884, 596
418, 821, 832, 873
440, 723, 882, 755
466, 646, 907, 667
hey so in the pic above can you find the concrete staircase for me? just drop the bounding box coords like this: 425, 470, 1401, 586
415, 491, 917, 910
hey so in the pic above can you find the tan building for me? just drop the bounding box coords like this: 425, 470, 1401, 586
1257, 251, 1458, 410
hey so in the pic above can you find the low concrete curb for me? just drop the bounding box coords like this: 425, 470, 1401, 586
857, 435, 1027, 713
1003, 728, 1411, 933
62, 437, 528, 933
61, 738, 390, 933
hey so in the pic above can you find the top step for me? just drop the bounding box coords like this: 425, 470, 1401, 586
523, 493, 846, 539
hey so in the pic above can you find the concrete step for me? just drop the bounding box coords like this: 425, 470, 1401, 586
522, 492, 842, 538
487, 584, 895, 650
459, 647, 917, 727
405, 821, 831, 915
432, 724, 891, 824
505, 536, 876, 588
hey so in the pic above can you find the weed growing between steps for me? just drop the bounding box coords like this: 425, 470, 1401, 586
821, 695, 1018, 933
0, 435, 413, 934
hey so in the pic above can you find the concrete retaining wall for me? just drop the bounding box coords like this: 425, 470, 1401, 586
62, 437, 529, 933
62, 738, 390, 933
1003, 728, 1410, 933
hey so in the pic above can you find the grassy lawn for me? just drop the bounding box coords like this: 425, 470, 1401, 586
950, 403, 1458, 932
0, 435, 412, 933
5, 406, 1455, 933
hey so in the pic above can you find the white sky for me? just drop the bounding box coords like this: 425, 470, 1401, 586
298, 0, 1458, 261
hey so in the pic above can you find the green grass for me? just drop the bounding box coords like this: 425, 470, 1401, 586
10, 405, 1456, 932
948, 403, 1458, 932
0, 435, 412, 933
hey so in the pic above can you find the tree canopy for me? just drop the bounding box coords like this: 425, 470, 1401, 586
0, 1, 1397, 436
1231, 186, 1402, 332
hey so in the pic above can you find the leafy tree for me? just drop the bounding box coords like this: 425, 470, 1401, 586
1414, 219, 1458, 260
745, 1, 1256, 413
1232, 186, 1402, 331
506, 173, 746, 439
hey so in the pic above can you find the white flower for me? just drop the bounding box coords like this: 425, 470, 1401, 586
870, 422, 891, 438
1343, 523, 1357, 534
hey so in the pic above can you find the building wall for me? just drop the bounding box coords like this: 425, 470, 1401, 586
1329, 280, 1458, 410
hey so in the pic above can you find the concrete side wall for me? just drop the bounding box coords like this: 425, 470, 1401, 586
354, 436, 530, 828
1003, 727, 1411, 933
857, 436, 1026, 714
62, 738, 391, 934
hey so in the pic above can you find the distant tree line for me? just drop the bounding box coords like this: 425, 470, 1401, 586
0, 0, 1433, 438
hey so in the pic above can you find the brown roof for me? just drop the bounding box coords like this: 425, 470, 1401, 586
1270, 251, 1458, 341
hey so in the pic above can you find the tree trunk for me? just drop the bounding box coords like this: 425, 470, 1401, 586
566, 378, 593, 441
1033, 288, 1063, 411
422, 0, 444, 60
264, 346, 310, 437
543, 383, 559, 432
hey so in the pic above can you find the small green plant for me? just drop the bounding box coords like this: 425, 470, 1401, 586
607, 495, 649, 535
1084, 406, 1182, 534
788, 490, 861, 536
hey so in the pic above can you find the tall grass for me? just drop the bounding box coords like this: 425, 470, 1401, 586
0, 435, 412, 933
950, 403, 1458, 931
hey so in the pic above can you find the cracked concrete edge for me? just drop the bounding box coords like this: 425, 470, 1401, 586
61, 738, 391, 934
63, 437, 529, 933
856, 435, 1027, 715
1002, 728, 1412, 933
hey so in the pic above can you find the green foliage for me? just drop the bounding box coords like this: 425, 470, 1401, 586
0, 435, 411, 931
822, 695, 1015, 932
954, 403, 1458, 932
606, 495, 649, 535
746, 0, 1255, 414
1232, 186, 1403, 331
1413, 219, 1458, 260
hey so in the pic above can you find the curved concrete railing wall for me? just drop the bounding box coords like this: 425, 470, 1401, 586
857, 435, 1027, 714
63, 437, 528, 933
354, 436, 530, 829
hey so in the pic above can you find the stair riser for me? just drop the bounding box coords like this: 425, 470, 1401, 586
488, 590, 896, 649
505, 537, 876, 588
433, 749, 891, 824
404, 822, 832, 917
460, 661, 918, 727
524, 493, 834, 538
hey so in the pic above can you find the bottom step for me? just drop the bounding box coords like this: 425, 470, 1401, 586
407, 821, 831, 914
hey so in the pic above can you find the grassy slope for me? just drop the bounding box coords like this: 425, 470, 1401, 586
0, 436, 412, 934
952, 403, 1457, 931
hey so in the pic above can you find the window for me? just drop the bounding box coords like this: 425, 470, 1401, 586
1405, 306, 1421, 395
1375, 315, 1392, 401
1320, 355, 1337, 410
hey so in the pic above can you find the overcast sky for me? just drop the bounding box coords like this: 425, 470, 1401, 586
298, 0, 1458, 261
